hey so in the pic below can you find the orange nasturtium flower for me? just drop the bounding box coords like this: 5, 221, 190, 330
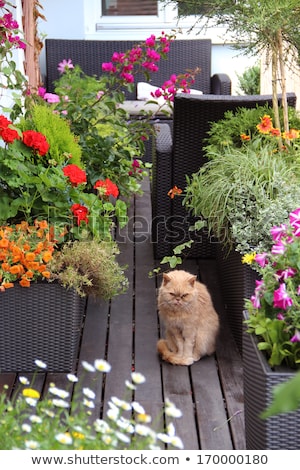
167, 186, 183, 199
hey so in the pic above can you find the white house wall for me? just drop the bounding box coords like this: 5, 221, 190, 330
38, 0, 257, 94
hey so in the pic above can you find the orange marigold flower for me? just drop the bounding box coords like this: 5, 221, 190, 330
42, 251, 52, 263
37, 220, 48, 229
19, 278, 31, 288
42, 271, 51, 279
257, 114, 273, 134
240, 133, 250, 141
0, 238, 9, 248
10, 264, 24, 275
2, 282, 14, 289
1, 262, 10, 271
23, 243, 31, 251
26, 261, 40, 271
167, 186, 183, 199
25, 252, 36, 262
25, 271, 34, 279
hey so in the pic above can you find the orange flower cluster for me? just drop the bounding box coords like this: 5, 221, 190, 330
0, 220, 56, 291
240, 115, 300, 143
167, 186, 182, 199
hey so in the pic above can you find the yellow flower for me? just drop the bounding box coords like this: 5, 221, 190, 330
241, 252, 256, 265
22, 388, 40, 399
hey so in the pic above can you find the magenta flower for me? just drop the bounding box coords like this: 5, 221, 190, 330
145, 35, 156, 47
58, 59, 74, 74
290, 330, 300, 343
38, 87, 46, 98
275, 267, 297, 281
255, 252, 268, 267
146, 49, 160, 61
271, 240, 286, 255
250, 294, 261, 309
270, 223, 287, 241
273, 283, 293, 310
277, 313, 285, 320
43, 93, 60, 104
297, 286, 300, 295
102, 62, 116, 73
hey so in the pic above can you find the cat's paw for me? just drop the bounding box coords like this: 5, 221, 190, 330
169, 355, 194, 366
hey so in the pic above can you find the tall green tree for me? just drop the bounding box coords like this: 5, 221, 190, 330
165, 0, 300, 142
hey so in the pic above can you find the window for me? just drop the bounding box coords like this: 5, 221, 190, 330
102, 0, 158, 16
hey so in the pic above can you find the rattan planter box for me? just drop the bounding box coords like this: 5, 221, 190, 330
243, 312, 300, 449
216, 245, 258, 354
0, 282, 86, 372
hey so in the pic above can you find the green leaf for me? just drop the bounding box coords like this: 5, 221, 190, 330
261, 372, 300, 419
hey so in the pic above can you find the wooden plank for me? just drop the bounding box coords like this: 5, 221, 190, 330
0, 373, 16, 397
191, 356, 233, 449
199, 259, 246, 450
134, 183, 165, 430
161, 363, 199, 450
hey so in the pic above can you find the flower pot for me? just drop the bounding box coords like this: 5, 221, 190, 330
216, 245, 258, 354
0, 282, 86, 372
243, 311, 300, 449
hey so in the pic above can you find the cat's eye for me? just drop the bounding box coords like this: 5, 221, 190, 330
181, 294, 188, 299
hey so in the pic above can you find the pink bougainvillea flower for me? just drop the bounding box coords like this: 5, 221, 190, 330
102, 62, 116, 73
273, 283, 293, 310
58, 59, 74, 74
38, 87, 46, 98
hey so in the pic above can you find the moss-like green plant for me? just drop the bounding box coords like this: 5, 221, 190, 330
21, 104, 82, 166
50, 239, 128, 299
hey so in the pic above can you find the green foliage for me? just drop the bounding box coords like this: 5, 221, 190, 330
236, 63, 260, 95
50, 239, 129, 299
184, 139, 300, 254
22, 105, 82, 166
204, 105, 300, 155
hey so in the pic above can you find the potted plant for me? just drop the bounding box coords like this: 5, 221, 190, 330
182, 105, 300, 351
243, 208, 300, 449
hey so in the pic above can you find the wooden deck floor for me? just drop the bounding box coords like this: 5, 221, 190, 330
0, 177, 245, 450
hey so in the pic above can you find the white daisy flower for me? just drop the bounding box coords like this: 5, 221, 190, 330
107, 408, 119, 421
29, 415, 43, 424
52, 398, 69, 408
170, 435, 184, 449
34, 359, 47, 369
102, 434, 117, 446
25, 440, 40, 449
111, 396, 131, 410
55, 433, 73, 445
25, 398, 38, 407
83, 387, 96, 400
19, 376, 30, 385
131, 372, 146, 384
125, 380, 136, 391
135, 424, 155, 438
165, 405, 182, 418
94, 359, 111, 373
131, 401, 145, 414
115, 431, 131, 444
94, 419, 111, 433
137, 413, 152, 424
157, 432, 172, 444
21, 423, 32, 433
83, 398, 95, 409
81, 360, 96, 372
49, 386, 69, 399
67, 373, 78, 383
116, 417, 134, 434
166, 422, 175, 436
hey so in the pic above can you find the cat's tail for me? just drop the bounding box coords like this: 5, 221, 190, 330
157, 339, 175, 363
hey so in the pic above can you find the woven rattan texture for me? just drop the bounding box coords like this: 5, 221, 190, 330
45, 38, 213, 98
0, 283, 86, 372
243, 315, 300, 450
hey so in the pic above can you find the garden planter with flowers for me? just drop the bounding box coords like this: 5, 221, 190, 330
243, 208, 300, 449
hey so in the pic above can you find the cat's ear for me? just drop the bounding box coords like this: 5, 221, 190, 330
162, 273, 171, 285
188, 275, 197, 287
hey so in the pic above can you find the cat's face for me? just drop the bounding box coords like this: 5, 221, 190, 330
159, 271, 197, 310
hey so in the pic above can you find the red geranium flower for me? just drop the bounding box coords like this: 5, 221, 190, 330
0, 127, 20, 143
94, 178, 119, 198
22, 130, 50, 156
63, 164, 87, 186
71, 203, 89, 225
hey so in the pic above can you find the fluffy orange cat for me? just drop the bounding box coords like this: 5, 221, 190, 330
157, 270, 220, 366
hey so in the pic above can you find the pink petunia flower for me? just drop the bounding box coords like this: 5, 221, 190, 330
273, 283, 293, 310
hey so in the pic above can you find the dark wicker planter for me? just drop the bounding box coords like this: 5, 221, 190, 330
216, 245, 258, 354
0, 282, 86, 372
243, 312, 300, 449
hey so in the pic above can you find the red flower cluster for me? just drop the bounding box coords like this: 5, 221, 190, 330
94, 178, 119, 198
0, 115, 50, 155
22, 130, 50, 156
63, 164, 87, 186
71, 203, 89, 226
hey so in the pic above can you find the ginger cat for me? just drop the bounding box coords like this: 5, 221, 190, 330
157, 270, 220, 366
